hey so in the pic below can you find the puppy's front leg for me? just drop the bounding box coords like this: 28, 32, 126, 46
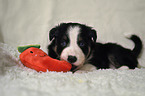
75, 64, 96, 73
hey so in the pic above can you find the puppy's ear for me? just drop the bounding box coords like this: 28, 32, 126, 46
89, 29, 97, 42
49, 27, 58, 41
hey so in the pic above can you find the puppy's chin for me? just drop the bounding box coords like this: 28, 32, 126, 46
70, 64, 83, 72
60, 58, 84, 72
70, 65, 78, 72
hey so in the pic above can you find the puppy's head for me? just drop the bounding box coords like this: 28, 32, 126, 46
48, 23, 97, 71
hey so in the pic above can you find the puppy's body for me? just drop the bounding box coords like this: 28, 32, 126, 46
91, 40, 141, 69
48, 23, 142, 72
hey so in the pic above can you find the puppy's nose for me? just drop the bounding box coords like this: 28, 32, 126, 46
67, 55, 77, 63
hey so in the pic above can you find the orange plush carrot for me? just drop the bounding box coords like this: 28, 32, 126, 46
18, 45, 72, 72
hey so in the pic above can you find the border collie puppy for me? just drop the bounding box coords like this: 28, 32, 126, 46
48, 23, 142, 72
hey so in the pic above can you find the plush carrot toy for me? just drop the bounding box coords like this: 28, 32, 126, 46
18, 45, 72, 72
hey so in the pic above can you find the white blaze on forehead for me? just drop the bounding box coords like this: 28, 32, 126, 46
60, 26, 85, 66
68, 26, 80, 45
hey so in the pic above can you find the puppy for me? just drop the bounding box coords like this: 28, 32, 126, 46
48, 23, 142, 72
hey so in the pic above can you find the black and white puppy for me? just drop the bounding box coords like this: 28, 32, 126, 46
48, 23, 142, 72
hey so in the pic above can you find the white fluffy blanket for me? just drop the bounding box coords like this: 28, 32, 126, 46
0, 43, 145, 96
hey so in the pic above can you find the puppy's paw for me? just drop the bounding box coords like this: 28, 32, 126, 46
118, 66, 129, 70
74, 64, 96, 74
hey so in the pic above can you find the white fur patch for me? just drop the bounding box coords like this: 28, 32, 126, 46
124, 33, 132, 39
60, 26, 85, 66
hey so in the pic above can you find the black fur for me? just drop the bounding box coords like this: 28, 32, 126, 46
48, 23, 142, 70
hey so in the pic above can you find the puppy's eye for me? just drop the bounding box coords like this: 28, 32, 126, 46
61, 41, 67, 47
79, 41, 85, 47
